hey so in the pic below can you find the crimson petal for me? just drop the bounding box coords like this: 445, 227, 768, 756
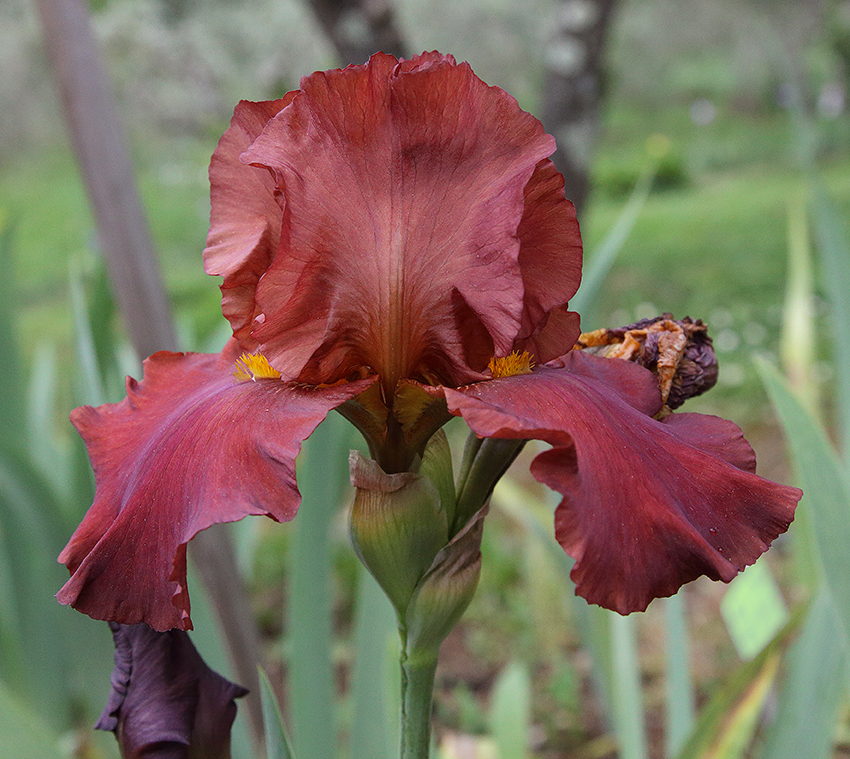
241, 52, 556, 387
445, 351, 800, 614
203, 96, 295, 349
58, 342, 373, 631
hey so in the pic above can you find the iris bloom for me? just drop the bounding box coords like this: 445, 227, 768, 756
96, 622, 247, 758
58, 52, 801, 632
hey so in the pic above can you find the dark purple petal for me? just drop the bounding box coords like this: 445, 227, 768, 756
96, 622, 247, 759
445, 351, 801, 613
58, 341, 373, 631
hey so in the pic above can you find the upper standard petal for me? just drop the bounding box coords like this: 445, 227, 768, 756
203, 96, 295, 349
57, 343, 373, 631
445, 352, 801, 613
233, 52, 559, 390
514, 159, 583, 361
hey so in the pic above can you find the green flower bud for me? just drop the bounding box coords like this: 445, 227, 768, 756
349, 451, 449, 615
418, 429, 456, 528
403, 504, 487, 663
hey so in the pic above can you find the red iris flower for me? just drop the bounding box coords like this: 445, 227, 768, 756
58, 52, 800, 631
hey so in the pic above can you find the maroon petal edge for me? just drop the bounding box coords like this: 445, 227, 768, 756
446, 351, 801, 613
58, 341, 373, 630
203, 96, 296, 350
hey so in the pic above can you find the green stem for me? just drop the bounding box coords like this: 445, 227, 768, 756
399, 651, 438, 759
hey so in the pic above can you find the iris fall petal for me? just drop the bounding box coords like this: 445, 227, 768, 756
445, 351, 801, 614
58, 342, 373, 631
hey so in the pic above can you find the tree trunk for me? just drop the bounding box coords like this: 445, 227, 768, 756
541, 0, 620, 216
306, 0, 409, 65
35, 0, 266, 749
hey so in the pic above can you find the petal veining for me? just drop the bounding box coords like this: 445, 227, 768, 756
241, 52, 557, 389
57, 342, 373, 631
445, 351, 800, 613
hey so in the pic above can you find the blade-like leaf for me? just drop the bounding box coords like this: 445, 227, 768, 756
759, 591, 847, 759
676, 606, 805, 759
611, 613, 648, 759
698, 654, 780, 759
25, 344, 74, 504
777, 206, 822, 591
780, 198, 817, 409
86, 263, 124, 399
489, 661, 532, 759
259, 668, 296, 759
349, 565, 399, 759
809, 181, 850, 453
755, 357, 850, 646
664, 594, 695, 758
69, 262, 106, 408
287, 412, 356, 757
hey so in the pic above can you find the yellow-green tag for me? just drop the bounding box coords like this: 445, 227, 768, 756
720, 560, 789, 660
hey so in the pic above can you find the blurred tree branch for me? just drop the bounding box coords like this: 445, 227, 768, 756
827, 0, 850, 91
34, 0, 174, 360
306, 0, 409, 65
542, 0, 620, 215
34, 0, 265, 749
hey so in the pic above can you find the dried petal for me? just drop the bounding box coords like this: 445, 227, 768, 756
575, 315, 718, 409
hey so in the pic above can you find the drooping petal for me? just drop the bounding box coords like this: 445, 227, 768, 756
58, 342, 373, 631
203, 96, 295, 349
445, 351, 801, 614
96, 622, 247, 759
240, 52, 558, 389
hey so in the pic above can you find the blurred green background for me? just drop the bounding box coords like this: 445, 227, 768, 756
1, 0, 849, 757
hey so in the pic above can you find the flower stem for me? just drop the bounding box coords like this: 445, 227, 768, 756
399, 651, 438, 759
